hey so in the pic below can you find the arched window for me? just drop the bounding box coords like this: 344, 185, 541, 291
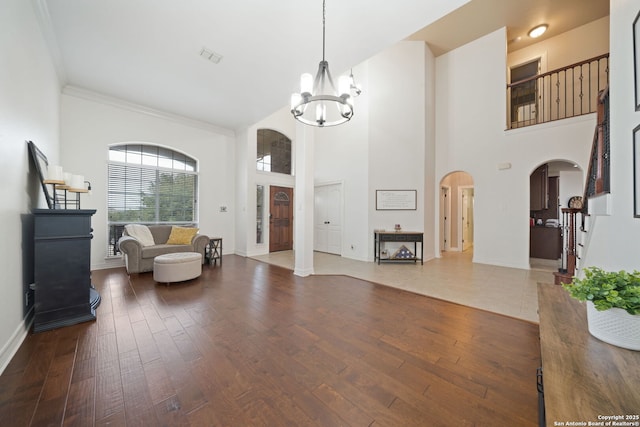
256, 129, 291, 174
107, 144, 198, 256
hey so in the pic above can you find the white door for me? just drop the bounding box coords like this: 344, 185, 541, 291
314, 183, 342, 255
461, 187, 474, 251
440, 186, 451, 252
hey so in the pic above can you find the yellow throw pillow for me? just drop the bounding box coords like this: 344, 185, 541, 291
166, 226, 199, 245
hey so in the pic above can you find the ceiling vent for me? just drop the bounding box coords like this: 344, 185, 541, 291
199, 47, 223, 64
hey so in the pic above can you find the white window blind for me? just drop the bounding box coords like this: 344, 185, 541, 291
107, 144, 198, 256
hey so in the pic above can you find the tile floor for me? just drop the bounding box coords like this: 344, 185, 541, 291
251, 250, 559, 323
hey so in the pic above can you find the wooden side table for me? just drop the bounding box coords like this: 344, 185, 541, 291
373, 231, 423, 265
206, 237, 222, 265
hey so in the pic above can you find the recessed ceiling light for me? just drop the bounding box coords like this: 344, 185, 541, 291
528, 24, 548, 39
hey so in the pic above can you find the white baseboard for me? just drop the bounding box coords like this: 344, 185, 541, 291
294, 267, 314, 277
0, 309, 33, 375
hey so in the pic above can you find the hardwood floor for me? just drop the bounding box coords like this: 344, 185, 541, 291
0, 255, 541, 426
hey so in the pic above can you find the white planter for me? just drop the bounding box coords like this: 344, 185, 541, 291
586, 302, 640, 351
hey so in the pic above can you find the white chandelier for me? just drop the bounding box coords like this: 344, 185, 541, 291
290, 0, 354, 127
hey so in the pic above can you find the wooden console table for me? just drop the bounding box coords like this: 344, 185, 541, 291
373, 231, 423, 265
537, 283, 640, 426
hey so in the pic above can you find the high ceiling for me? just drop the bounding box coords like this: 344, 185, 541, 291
36, 0, 609, 131
407, 0, 609, 56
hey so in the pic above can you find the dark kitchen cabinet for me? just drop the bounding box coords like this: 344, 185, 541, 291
530, 226, 562, 260
530, 164, 549, 211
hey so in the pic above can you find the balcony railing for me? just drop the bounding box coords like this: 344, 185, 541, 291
507, 53, 609, 129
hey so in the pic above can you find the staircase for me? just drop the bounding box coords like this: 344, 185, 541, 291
554, 87, 609, 285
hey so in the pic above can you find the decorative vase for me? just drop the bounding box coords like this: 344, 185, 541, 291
586, 302, 640, 351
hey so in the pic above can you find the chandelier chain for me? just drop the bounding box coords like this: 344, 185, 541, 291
322, 0, 326, 62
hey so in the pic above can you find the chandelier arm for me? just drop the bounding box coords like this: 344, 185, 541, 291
323, 63, 336, 94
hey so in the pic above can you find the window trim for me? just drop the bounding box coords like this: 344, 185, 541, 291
107, 143, 199, 257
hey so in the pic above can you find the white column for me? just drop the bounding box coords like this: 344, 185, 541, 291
293, 122, 315, 277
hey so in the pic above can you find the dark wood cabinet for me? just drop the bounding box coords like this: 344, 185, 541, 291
530, 164, 549, 210
33, 209, 99, 332
529, 226, 561, 259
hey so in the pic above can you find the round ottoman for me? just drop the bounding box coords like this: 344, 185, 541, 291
153, 252, 202, 284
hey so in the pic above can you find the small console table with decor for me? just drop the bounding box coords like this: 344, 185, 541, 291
374, 231, 423, 265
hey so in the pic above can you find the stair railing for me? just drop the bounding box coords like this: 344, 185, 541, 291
554, 86, 610, 285
583, 86, 611, 208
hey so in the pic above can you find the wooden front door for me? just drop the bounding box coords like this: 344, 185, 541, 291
269, 186, 293, 252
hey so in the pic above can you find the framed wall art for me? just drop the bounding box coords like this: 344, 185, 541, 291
635, 10, 640, 111
375, 190, 417, 210
27, 140, 54, 209
634, 125, 640, 217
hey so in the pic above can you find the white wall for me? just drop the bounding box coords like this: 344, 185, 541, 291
367, 42, 428, 259
423, 42, 438, 261
313, 42, 429, 262
60, 90, 237, 270
559, 169, 584, 209
508, 17, 610, 73
435, 28, 596, 269
580, 0, 640, 271
243, 42, 429, 263
314, 63, 371, 261
0, 0, 61, 372
237, 107, 296, 257
234, 126, 249, 256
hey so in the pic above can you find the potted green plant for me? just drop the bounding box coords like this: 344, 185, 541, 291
562, 267, 640, 350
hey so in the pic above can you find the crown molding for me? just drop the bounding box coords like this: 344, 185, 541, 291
31, 0, 67, 86
62, 85, 236, 137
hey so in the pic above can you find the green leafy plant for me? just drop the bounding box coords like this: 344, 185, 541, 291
562, 267, 640, 315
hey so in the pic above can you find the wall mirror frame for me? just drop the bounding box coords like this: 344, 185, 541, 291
27, 140, 54, 209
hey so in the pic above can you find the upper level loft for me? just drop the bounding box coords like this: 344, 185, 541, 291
505, 15, 609, 130
507, 54, 609, 129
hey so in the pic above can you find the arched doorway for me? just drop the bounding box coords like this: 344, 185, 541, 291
440, 171, 474, 254
529, 160, 584, 270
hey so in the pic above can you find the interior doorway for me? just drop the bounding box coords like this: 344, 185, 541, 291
529, 160, 584, 271
440, 186, 451, 252
269, 186, 293, 252
439, 171, 474, 254
460, 186, 474, 252
510, 58, 541, 127
314, 183, 343, 255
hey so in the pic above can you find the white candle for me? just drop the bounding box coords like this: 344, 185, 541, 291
70, 174, 84, 190
47, 165, 63, 181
